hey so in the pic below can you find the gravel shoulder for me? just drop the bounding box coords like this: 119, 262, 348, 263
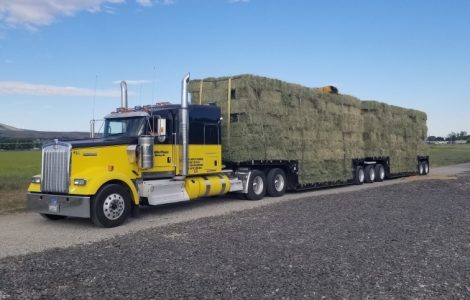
0, 166, 469, 298
0, 163, 469, 259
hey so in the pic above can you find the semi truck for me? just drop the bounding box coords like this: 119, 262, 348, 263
27, 74, 429, 227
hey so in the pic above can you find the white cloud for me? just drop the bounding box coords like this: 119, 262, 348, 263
0, 0, 166, 28
0, 81, 123, 97
112, 79, 153, 85
136, 0, 153, 6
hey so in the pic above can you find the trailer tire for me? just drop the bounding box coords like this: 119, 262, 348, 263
354, 166, 365, 185
374, 164, 385, 182
91, 184, 131, 228
418, 161, 425, 175
364, 165, 376, 183
422, 161, 430, 175
40, 213, 66, 220
246, 170, 267, 200
266, 168, 287, 197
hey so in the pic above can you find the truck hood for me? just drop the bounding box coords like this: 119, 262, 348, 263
68, 136, 139, 149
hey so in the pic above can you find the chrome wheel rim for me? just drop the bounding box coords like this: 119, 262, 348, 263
379, 166, 385, 180
274, 174, 285, 192
358, 169, 365, 183
424, 163, 429, 174
369, 168, 375, 182
103, 193, 125, 220
253, 176, 264, 195
419, 163, 424, 175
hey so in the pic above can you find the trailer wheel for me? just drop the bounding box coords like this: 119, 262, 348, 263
266, 168, 287, 197
364, 165, 376, 183
421, 161, 430, 175
418, 161, 425, 175
354, 166, 365, 185
246, 170, 267, 200
91, 184, 131, 228
40, 213, 67, 220
374, 164, 385, 182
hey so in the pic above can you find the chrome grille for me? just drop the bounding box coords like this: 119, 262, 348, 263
41, 141, 71, 193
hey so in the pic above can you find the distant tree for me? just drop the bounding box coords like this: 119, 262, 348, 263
447, 132, 458, 142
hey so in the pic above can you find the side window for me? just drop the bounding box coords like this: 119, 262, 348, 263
108, 120, 125, 135
204, 124, 219, 145
189, 122, 204, 144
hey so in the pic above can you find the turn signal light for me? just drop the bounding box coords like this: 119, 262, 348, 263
73, 179, 87, 186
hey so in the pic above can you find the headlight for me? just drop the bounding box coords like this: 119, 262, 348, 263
31, 177, 41, 184
73, 179, 87, 186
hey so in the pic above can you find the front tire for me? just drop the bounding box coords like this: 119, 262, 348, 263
246, 170, 267, 200
91, 184, 132, 228
266, 168, 287, 197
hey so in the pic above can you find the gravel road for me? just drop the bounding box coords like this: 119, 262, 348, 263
1, 163, 469, 259
0, 164, 469, 298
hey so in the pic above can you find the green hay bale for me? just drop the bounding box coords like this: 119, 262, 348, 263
189, 75, 427, 184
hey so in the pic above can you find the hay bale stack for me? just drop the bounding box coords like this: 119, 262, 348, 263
189, 75, 427, 184
361, 101, 428, 173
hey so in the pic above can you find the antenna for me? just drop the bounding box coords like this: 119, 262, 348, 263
92, 75, 98, 120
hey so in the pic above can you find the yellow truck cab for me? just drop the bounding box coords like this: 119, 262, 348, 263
27, 74, 247, 227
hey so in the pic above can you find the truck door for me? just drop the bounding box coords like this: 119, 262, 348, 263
145, 112, 176, 178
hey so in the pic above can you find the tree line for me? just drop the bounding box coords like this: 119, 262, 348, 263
0, 138, 42, 150
427, 131, 470, 143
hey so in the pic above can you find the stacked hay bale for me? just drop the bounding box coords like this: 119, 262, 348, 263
189, 75, 427, 184
361, 101, 428, 174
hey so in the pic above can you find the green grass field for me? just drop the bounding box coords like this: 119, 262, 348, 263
428, 143, 470, 167
0, 150, 41, 191
0, 151, 41, 212
0, 144, 469, 213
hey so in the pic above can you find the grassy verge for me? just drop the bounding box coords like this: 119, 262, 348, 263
428, 143, 470, 167
0, 150, 41, 212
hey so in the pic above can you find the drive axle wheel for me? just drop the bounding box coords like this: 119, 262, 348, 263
246, 170, 267, 200
91, 184, 131, 228
266, 168, 287, 197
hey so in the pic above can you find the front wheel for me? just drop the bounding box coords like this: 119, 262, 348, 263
91, 184, 132, 228
245, 170, 267, 200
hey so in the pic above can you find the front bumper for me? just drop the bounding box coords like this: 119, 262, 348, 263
27, 193, 91, 218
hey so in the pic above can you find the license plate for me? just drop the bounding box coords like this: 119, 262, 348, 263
48, 199, 59, 213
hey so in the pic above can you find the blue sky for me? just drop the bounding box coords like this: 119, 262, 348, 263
0, 0, 469, 137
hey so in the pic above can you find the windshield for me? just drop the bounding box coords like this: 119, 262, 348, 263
104, 117, 145, 137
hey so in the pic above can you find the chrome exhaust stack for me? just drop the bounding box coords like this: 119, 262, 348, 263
120, 81, 128, 109
179, 73, 190, 177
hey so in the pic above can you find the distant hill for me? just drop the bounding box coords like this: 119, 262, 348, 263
0, 123, 89, 140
